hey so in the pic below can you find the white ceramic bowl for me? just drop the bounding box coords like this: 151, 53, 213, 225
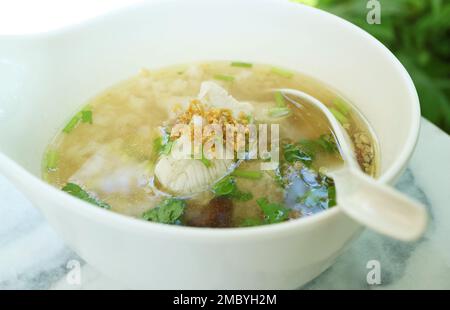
0, 0, 420, 289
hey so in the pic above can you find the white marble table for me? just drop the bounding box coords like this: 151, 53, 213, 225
0, 118, 449, 290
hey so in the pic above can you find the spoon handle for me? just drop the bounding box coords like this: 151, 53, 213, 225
331, 167, 427, 241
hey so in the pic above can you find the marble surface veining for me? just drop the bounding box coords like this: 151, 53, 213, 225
0, 118, 449, 290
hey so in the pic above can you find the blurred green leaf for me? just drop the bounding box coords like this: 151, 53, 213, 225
314, 0, 450, 133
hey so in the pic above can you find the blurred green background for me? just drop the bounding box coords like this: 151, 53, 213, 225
293, 0, 450, 133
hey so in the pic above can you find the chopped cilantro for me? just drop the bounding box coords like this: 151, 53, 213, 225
299, 134, 338, 155
213, 176, 236, 196
212, 176, 253, 201
240, 217, 264, 227
62, 183, 111, 209
282, 134, 338, 167
274, 171, 287, 188
142, 198, 186, 224
256, 197, 290, 224
230, 189, 253, 201
283, 142, 314, 166
153, 130, 173, 157
296, 169, 336, 210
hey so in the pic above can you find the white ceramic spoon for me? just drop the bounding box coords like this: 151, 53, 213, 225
276, 88, 427, 241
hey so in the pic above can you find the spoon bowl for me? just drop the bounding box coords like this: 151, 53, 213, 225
277, 88, 427, 241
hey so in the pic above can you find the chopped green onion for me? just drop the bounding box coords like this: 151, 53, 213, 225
231, 61, 253, 68
81, 110, 93, 124
271, 67, 294, 78
232, 170, 263, 180
63, 112, 82, 133
329, 107, 348, 124
214, 74, 235, 82
63, 109, 93, 133
328, 184, 337, 207
333, 97, 350, 115
45, 150, 59, 170
274, 91, 286, 107
199, 156, 212, 167
268, 107, 291, 118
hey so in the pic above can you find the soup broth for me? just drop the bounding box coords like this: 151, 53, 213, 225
43, 61, 378, 227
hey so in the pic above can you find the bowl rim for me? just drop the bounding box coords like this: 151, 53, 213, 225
0, 0, 421, 240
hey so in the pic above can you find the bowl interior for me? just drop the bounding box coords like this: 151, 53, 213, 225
0, 0, 419, 182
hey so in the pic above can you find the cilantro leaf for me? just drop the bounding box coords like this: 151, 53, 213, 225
282, 134, 338, 168
283, 142, 314, 166
152, 130, 173, 157
299, 134, 338, 155
240, 217, 264, 227
296, 169, 336, 210
212, 176, 253, 201
230, 189, 253, 202
62, 183, 111, 209
256, 197, 290, 224
212, 176, 236, 196
142, 198, 186, 224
